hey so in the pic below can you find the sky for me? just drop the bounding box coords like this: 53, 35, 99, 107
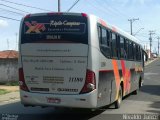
0, 0, 160, 53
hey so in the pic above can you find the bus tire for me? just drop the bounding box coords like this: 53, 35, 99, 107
115, 85, 122, 109
133, 77, 142, 95
132, 89, 138, 95
139, 78, 143, 88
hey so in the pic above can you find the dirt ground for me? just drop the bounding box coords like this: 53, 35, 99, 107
0, 86, 19, 92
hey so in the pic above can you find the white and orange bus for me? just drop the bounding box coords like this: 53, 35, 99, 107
19, 12, 146, 109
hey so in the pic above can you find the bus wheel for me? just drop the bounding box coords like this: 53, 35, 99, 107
115, 86, 122, 109
139, 78, 143, 88
132, 89, 138, 95
133, 78, 142, 95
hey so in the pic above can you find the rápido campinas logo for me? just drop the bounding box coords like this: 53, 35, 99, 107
25, 21, 46, 33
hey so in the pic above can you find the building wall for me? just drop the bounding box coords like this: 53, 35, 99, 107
0, 58, 18, 82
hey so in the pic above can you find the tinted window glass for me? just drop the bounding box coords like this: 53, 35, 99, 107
128, 41, 133, 60
120, 37, 125, 58
125, 39, 129, 59
133, 43, 136, 60
98, 26, 101, 42
102, 29, 107, 45
137, 46, 142, 61
99, 27, 110, 57
107, 31, 110, 46
22, 15, 88, 44
136, 45, 139, 60
111, 33, 117, 58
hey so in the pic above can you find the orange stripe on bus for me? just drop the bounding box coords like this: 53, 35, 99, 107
99, 19, 107, 27
120, 60, 131, 95
125, 68, 131, 93
112, 59, 121, 100
121, 60, 127, 95
112, 26, 117, 32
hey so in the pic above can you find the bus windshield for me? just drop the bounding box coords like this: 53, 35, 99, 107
21, 14, 88, 44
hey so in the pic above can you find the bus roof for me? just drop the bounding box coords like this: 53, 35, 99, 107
92, 14, 143, 48
23, 12, 86, 18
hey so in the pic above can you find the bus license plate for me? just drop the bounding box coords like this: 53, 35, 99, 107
46, 97, 61, 104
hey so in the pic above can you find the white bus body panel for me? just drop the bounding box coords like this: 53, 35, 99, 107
21, 43, 88, 95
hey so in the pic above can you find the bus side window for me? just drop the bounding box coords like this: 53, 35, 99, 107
120, 37, 125, 59
107, 30, 110, 47
138, 46, 142, 61
129, 41, 133, 60
136, 44, 139, 60
140, 47, 142, 61
98, 26, 102, 42
99, 26, 110, 58
102, 28, 107, 46
124, 39, 129, 60
116, 35, 120, 59
111, 32, 118, 58
133, 43, 136, 60
106, 29, 111, 57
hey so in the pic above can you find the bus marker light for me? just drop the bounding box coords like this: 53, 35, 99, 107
99, 19, 107, 27
24, 14, 31, 19
81, 13, 88, 17
112, 26, 117, 32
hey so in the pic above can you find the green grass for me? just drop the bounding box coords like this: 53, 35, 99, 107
0, 89, 10, 95
0, 81, 19, 86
